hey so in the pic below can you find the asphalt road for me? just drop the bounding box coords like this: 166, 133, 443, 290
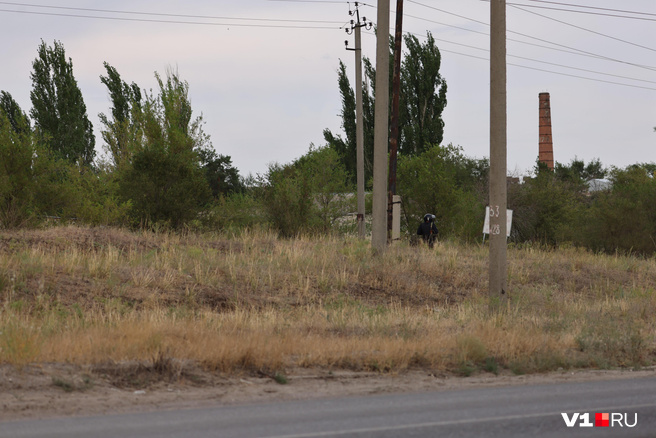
2, 377, 655, 438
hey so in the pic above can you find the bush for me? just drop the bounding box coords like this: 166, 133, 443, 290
259, 146, 350, 237
0, 110, 36, 228
577, 166, 656, 254
509, 165, 584, 245
396, 144, 487, 242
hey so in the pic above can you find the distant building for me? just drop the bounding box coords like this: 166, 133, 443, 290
585, 178, 612, 193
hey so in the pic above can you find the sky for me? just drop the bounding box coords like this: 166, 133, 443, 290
1, 0, 654, 178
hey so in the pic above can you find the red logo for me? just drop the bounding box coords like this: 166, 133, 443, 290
595, 413, 609, 427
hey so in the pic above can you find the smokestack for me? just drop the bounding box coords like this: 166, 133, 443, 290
539, 92, 554, 170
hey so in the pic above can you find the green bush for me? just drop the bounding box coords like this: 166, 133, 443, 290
259, 146, 350, 237
509, 165, 584, 245
577, 166, 656, 254
0, 110, 36, 228
396, 144, 487, 242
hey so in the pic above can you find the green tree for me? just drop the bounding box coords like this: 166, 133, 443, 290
399, 32, 448, 155
30, 40, 95, 166
259, 146, 350, 236
324, 31, 447, 180
198, 148, 244, 198
0, 102, 35, 227
117, 70, 211, 228
509, 163, 584, 245
396, 144, 487, 241
554, 157, 606, 184
322, 61, 359, 186
295, 146, 350, 231
0, 91, 30, 134
580, 165, 656, 254
99, 62, 142, 169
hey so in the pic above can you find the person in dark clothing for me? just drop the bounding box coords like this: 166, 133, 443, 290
417, 213, 438, 248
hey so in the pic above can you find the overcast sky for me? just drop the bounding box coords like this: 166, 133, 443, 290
1, 0, 654, 178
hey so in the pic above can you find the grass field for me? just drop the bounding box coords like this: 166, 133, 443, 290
1, 225, 654, 382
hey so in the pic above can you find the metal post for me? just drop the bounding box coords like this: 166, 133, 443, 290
372, 0, 390, 253
489, 0, 508, 308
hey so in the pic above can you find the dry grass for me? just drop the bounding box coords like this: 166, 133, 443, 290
0, 226, 655, 380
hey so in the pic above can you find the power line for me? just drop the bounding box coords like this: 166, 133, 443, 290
509, 4, 656, 53
408, 0, 656, 72
525, 0, 656, 18
424, 33, 656, 86
506, 2, 656, 22
266, 0, 345, 3
403, 11, 656, 64
0, 1, 344, 23
387, 27, 656, 91
0, 3, 343, 28
436, 47, 656, 92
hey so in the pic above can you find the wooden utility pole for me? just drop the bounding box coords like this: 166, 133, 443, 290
372, 0, 390, 252
489, 0, 508, 308
387, 0, 403, 241
345, 3, 372, 239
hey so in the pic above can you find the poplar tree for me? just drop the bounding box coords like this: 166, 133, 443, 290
324, 31, 447, 181
30, 40, 95, 166
0, 91, 30, 134
99, 62, 142, 169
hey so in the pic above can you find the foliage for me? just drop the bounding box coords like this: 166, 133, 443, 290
509, 163, 585, 245
198, 148, 244, 198
295, 146, 351, 231
322, 61, 361, 187
577, 165, 656, 254
0, 105, 36, 228
203, 192, 265, 231
99, 62, 142, 170
259, 146, 350, 236
396, 144, 487, 241
554, 157, 606, 184
117, 70, 211, 228
30, 40, 95, 166
399, 32, 448, 156
0, 91, 30, 134
324, 31, 447, 185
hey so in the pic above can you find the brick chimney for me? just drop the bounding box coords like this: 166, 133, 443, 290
539, 92, 554, 170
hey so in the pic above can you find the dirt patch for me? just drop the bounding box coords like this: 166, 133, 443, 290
1, 363, 653, 421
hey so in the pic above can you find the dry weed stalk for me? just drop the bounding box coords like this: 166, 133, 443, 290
0, 226, 654, 375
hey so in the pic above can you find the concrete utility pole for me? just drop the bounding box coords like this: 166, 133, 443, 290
387, 0, 403, 242
372, 0, 390, 252
345, 3, 372, 240
489, 0, 508, 307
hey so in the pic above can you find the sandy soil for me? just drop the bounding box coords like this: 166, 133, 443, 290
1, 364, 654, 422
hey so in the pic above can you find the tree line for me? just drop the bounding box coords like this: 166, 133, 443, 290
1, 39, 655, 255
1, 40, 242, 229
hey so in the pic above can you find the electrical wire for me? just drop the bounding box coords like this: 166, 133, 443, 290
509, 4, 656, 53
0, 1, 346, 29
421, 34, 656, 86
525, 0, 656, 18
437, 47, 656, 92
505, 2, 656, 22
403, 11, 655, 65
408, 0, 656, 72
0, 1, 344, 23
359, 28, 656, 91
5, 0, 654, 91
0, 7, 340, 29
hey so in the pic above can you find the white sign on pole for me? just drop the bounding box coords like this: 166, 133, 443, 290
483, 206, 513, 237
